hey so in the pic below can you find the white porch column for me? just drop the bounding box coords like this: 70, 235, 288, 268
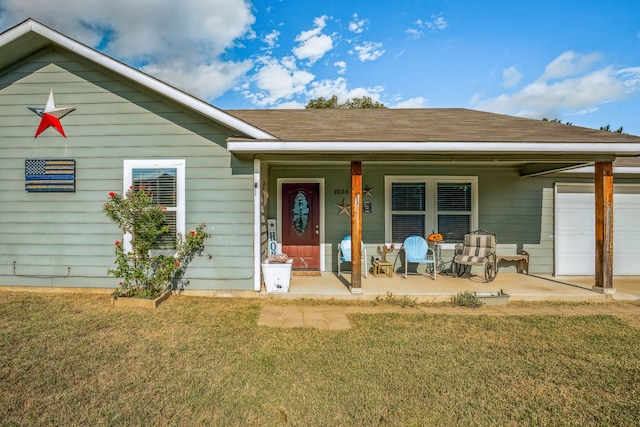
253, 159, 262, 291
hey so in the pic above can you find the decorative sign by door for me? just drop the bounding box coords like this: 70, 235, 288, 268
268, 219, 277, 255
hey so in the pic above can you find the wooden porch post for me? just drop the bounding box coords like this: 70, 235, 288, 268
594, 161, 614, 294
350, 161, 363, 292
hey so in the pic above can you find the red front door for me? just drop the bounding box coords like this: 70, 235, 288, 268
281, 182, 320, 269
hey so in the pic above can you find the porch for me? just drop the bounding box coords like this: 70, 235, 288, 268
260, 271, 640, 303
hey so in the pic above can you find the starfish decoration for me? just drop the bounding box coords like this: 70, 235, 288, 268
28, 89, 76, 138
363, 186, 374, 198
335, 198, 351, 216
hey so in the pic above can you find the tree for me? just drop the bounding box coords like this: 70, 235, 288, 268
305, 95, 385, 109
543, 118, 626, 134
542, 117, 573, 126
600, 124, 625, 134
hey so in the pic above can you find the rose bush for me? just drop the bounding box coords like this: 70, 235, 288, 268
104, 186, 210, 299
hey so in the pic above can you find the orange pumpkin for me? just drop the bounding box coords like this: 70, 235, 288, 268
427, 233, 444, 242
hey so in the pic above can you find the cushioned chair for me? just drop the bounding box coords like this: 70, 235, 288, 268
401, 235, 436, 279
337, 235, 368, 278
452, 230, 497, 282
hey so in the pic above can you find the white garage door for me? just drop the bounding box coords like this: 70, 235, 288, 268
555, 184, 640, 275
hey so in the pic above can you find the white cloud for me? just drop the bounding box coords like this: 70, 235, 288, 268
143, 58, 253, 100
617, 67, 640, 90
393, 97, 429, 108
274, 100, 306, 109
405, 28, 422, 39
349, 13, 367, 33
251, 57, 315, 106
406, 14, 448, 39
425, 15, 448, 31
334, 61, 347, 75
502, 66, 523, 88
541, 51, 601, 81
472, 51, 640, 120
263, 30, 280, 51
293, 34, 333, 64
0, 0, 256, 101
351, 41, 385, 62
292, 15, 334, 64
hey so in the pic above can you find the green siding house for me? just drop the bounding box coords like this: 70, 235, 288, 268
0, 19, 271, 292
1, 19, 640, 295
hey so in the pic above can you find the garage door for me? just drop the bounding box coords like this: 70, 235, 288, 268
555, 184, 640, 275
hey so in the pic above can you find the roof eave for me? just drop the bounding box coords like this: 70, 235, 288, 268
227, 140, 640, 156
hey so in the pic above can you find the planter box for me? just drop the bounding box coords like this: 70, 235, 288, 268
474, 290, 510, 306
262, 260, 293, 293
111, 290, 171, 309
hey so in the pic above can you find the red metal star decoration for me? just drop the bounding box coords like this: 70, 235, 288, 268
28, 89, 76, 138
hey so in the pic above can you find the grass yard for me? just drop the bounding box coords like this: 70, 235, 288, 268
1, 293, 639, 426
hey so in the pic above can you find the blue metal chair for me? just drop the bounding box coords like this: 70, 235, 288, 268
401, 235, 436, 279
337, 235, 368, 278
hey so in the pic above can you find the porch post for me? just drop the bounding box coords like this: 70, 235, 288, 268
350, 161, 363, 291
253, 159, 262, 291
594, 161, 614, 294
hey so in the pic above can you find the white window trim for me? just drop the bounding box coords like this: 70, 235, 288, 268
123, 159, 186, 252
384, 175, 478, 243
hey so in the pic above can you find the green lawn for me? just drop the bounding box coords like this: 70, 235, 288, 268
1, 293, 639, 426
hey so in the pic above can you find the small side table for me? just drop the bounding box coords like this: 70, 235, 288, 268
373, 261, 393, 277
496, 251, 529, 274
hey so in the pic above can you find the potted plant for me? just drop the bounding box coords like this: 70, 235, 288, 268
262, 253, 293, 293
104, 186, 210, 306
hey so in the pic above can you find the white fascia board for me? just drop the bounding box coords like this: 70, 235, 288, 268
14, 20, 275, 141
562, 166, 640, 174
0, 21, 31, 44
227, 140, 640, 154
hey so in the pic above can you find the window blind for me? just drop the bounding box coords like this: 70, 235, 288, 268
391, 214, 425, 242
133, 168, 178, 250
392, 183, 425, 211
437, 183, 471, 211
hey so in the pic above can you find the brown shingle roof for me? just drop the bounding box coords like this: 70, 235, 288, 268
227, 108, 640, 143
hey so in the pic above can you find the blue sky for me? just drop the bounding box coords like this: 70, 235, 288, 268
1, 0, 639, 134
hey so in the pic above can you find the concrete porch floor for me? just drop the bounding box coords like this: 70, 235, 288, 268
260, 270, 640, 303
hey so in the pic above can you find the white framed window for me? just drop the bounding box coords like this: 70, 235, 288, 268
385, 176, 478, 243
123, 159, 186, 251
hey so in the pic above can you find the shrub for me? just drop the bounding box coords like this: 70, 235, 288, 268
452, 291, 484, 308
375, 292, 418, 308
104, 187, 210, 299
